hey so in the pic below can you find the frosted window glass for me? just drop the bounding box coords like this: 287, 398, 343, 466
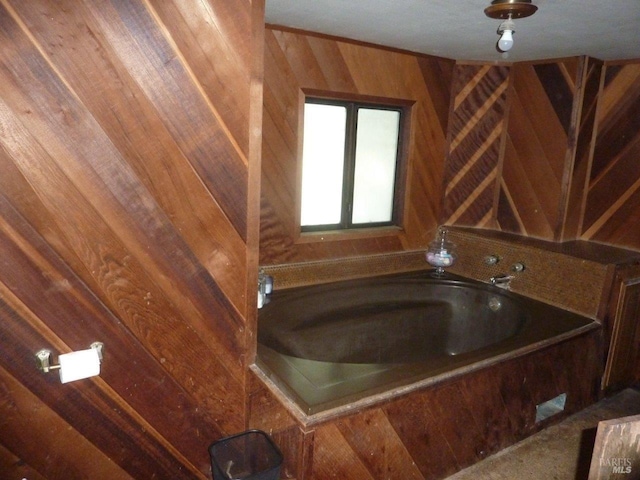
352, 109, 400, 224
301, 103, 347, 226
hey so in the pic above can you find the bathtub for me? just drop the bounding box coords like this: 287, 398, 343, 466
257, 270, 599, 417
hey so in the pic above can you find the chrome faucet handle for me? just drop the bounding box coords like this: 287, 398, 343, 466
484, 255, 501, 265
511, 262, 526, 273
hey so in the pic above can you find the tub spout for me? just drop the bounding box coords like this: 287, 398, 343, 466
257, 270, 273, 309
490, 274, 514, 286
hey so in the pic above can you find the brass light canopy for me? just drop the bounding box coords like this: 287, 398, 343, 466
484, 0, 538, 19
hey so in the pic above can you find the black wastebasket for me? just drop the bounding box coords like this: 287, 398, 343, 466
209, 429, 283, 480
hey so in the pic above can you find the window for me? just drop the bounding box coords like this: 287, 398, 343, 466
300, 97, 406, 231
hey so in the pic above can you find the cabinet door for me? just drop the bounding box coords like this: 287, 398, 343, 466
602, 268, 640, 390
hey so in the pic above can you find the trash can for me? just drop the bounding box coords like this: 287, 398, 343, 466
209, 429, 283, 480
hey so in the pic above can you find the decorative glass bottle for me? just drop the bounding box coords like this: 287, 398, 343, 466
426, 227, 457, 277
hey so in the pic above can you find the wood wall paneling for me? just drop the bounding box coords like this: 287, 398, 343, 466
0, 0, 638, 476
5, 0, 249, 312
561, 58, 604, 240
260, 27, 455, 265
0, 198, 229, 473
582, 63, 640, 251
492, 59, 640, 252
442, 64, 510, 229
0, 0, 263, 478
497, 61, 578, 239
0, 363, 133, 479
247, 370, 303, 479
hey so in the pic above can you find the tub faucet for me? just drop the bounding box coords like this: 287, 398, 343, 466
257, 270, 274, 309
490, 274, 514, 287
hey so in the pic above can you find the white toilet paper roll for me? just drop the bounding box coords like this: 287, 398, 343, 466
58, 347, 101, 384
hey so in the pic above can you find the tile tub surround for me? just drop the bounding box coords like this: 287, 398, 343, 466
261, 226, 638, 319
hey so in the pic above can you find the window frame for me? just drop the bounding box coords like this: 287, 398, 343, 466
300, 95, 411, 233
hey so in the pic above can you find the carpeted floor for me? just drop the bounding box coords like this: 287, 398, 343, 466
446, 388, 640, 480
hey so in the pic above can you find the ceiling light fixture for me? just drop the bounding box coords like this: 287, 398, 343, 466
484, 0, 537, 52
498, 16, 515, 51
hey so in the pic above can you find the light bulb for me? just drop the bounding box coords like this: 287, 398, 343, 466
498, 29, 514, 51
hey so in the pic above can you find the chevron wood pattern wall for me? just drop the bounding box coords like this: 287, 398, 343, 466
259, 27, 455, 265
560, 58, 605, 241
0, 1, 263, 478
441, 64, 510, 228
487, 58, 640, 253
260, 28, 640, 258
581, 63, 640, 251
496, 59, 582, 239
0, 2, 637, 477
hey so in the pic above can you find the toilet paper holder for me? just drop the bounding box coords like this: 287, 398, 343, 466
36, 342, 104, 373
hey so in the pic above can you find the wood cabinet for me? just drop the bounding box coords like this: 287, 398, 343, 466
602, 262, 640, 391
